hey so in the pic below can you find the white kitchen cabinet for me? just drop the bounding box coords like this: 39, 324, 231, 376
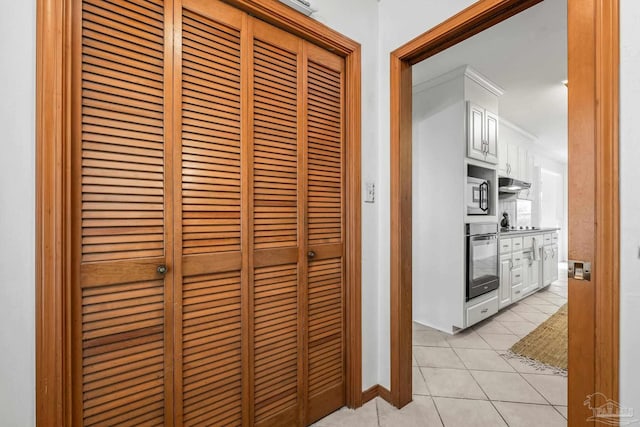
499, 254, 512, 308
485, 111, 499, 164
467, 294, 499, 326
467, 102, 499, 165
507, 143, 519, 177
550, 244, 559, 283
498, 138, 509, 176
518, 147, 528, 181
522, 250, 540, 295
542, 246, 554, 286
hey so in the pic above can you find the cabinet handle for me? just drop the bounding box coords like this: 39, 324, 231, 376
481, 308, 488, 314
515, 290, 521, 294
157, 265, 168, 274
308, 251, 316, 259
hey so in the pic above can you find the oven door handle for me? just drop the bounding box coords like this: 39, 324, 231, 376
472, 235, 497, 241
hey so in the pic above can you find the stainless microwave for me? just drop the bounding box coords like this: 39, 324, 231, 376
467, 176, 489, 215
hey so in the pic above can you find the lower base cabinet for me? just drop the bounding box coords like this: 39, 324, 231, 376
467, 293, 499, 326
499, 255, 512, 308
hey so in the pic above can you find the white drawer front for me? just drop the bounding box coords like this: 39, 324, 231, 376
500, 238, 512, 254
544, 233, 553, 245
467, 295, 499, 327
512, 283, 524, 302
511, 237, 523, 252
511, 252, 524, 268
552, 233, 559, 243
511, 267, 524, 285
523, 234, 543, 250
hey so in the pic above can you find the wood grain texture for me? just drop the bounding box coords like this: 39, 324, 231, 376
38, 0, 363, 424
594, 0, 620, 412
567, 0, 596, 423
389, 55, 413, 409
36, 0, 71, 424
220, 0, 358, 56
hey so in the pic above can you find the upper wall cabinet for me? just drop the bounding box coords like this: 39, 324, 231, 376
467, 102, 499, 164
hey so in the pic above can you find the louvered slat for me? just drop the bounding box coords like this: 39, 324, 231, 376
81, 280, 165, 426
253, 39, 298, 250
254, 263, 299, 422
305, 51, 346, 423
181, 10, 242, 255
81, 0, 165, 263
79, 1, 167, 425
308, 258, 344, 397
307, 61, 342, 245
181, 271, 242, 427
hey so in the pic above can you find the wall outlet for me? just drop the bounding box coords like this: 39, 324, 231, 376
365, 182, 375, 203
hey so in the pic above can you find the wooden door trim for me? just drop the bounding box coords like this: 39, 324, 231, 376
35, 0, 362, 425
389, 0, 620, 418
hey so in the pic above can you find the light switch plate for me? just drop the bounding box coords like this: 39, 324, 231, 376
364, 182, 375, 203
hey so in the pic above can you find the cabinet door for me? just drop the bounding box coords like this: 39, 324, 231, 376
467, 102, 486, 161
542, 247, 552, 286
499, 256, 512, 308
484, 110, 499, 164
498, 137, 509, 176
550, 245, 559, 283
525, 256, 540, 293
518, 147, 528, 181
507, 143, 519, 177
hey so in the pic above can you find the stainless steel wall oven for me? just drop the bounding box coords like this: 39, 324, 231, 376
466, 223, 499, 301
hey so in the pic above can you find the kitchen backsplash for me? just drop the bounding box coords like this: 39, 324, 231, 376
499, 198, 516, 226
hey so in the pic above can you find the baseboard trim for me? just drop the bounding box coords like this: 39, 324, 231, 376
361, 384, 392, 405
378, 385, 392, 403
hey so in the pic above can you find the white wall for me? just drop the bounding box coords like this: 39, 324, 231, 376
412, 79, 466, 333
620, 0, 640, 416
311, 0, 380, 390
0, 0, 36, 425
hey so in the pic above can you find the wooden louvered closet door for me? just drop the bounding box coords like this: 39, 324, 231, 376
73, 0, 174, 425
72, 0, 346, 425
174, 1, 245, 426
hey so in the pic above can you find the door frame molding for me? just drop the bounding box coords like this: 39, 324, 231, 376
389, 0, 620, 420
35, 0, 362, 424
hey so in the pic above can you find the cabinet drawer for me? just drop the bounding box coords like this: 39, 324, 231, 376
467, 295, 499, 327
511, 237, 523, 252
544, 233, 553, 245
511, 252, 524, 268
512, 283, 524, 302
523, 234, 542, 250
500, 239, 512, 254
552, 233, 559, 243
511, 267, 523, 285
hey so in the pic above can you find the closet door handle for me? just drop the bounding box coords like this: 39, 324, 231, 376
157, 265, 168, 275
307, 251, 316, 259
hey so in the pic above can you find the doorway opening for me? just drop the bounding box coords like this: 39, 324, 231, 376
389, 0, 619, 423
410, 1, 569, 421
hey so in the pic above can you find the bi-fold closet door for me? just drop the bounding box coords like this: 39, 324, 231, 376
73, 0, 346, 425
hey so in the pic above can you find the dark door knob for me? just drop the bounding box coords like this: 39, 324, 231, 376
157, 265, 168, 274
307, 251, 316, 259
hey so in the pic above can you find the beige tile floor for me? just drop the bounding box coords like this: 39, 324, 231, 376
315, 264, 569, 427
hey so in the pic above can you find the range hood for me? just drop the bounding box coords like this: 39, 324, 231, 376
499, 177, 531, 193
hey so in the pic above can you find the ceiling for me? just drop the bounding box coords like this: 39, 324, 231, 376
412, 0, 568, 162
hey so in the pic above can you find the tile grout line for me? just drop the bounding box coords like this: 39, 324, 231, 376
374, 397, 381, 427
430, 396, 447, 427
518, 371, 563, 408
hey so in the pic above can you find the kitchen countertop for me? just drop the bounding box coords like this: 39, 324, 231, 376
498, 227, 560, 237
